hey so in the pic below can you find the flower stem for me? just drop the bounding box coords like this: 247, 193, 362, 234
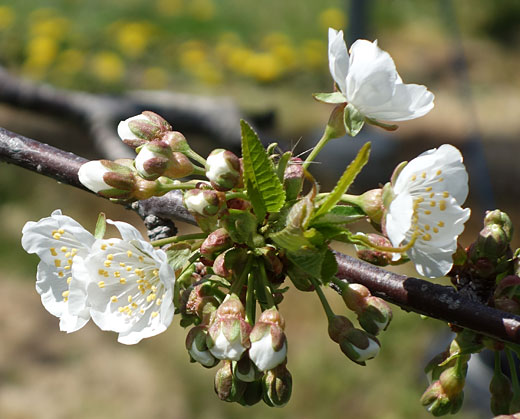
302, 126, 335, 170
230, 255, 253, 296
191, 166, 207, 176
258, 261, 276, 309
246, 271, 256, 325
350, 232, 418, 253
506, 348, 520, 395
339, 194, 363, 206
151, 232, 207, 247
186, 149, 207, 167
157, 181, 197, 193
225, 191, 247, 200
310, 276, 335, 321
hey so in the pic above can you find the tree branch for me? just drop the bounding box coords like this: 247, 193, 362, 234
2, 127, 520, 344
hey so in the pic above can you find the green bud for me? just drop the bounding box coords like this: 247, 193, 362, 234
262, 363, 292, 407
161, 131, 189, 152
357, 296, 393, 336
439, 366, 465, 399
357, 189, 384, 224
214, 360, 247, 402
283, 157, 304, 201
184, 189, 224, 217
186, 325, 219, 368
338, 328, 380, 365
341, 283, 371, 314
484, 210, 513, 242
200, 228, 233, 261
238, 380, 263, 406
490, 367, 513, 415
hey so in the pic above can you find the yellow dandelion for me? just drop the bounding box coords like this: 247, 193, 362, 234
0, 6, 15, 30
188, 0, 215, 21
91, 51, 125, 83
319, 8, 347, 31
155, 0, 183, 16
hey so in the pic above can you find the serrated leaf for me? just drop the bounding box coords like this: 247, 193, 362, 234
269, 225, 313, 253
286, 262, 315, 291
166, 243, 193, 271
312, 205, 365, 226
321, 249, 338, 283
313, 92, 347, 104
344, 103, 365, 137
94, 213, 106, 239
313, 142, 371, 219
287, 247, 327, 279
241, 120, 286, 219
222, 209, 258, 246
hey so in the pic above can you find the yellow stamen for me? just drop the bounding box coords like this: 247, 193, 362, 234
111, 296, 118, 303
54, 259, 61, 267
119, 278, 127, 284
50, 248, 57, 256
439, 200, 447, 211
98, 281, 105, 288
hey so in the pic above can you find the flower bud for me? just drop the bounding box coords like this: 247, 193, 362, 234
356, 234, 397, 267
249, 308, 287, 371
327, 314, 354, 343
185, 283, 219, 323
357, 296, 393, 336
420, 381, 454, 416
184, 189, 224, 217
164, 152, 194, 179
117, 111, 171, 146
234, 356, 261, 383
338, 328, 380, 365
475, 224, 510, 261
214, 360, 246, 402
200, 228, 233, 261
262, 363, 292, 407
490, 366, 513, 416
238, 379, 263, 406
206, 149, 241, 191
212, 248, 248, 282
207, 294, 251, 361
78, 160, 135, 199
258, 246, 284, 278
439, 366, 465, 399
161, 131, 189, 152
283, 157, 304, 201
358, 188, 384, 224
484, 210, 513, 242
186, 326, 219, 368
134, 140, 173, 180
341, 283, 371, 314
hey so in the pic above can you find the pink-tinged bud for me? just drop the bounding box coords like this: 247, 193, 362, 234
490, 366, 513, 416
200, 228, 232, 261
206, 149, 241, 191
338, 328, 380, 365
207, 294, 251, 361
161, 131, 189, 152
420, 381, 453, 416
341, 283, 371, 314
327, 315, 354, 343
186, 326, 219, 368
283, 158, 304, 201
78, 160, 136, 198
249, 308, 287, 371
357, 296, 393, 336
184, 189, 224, 217
214, 360, 246, 402
258, 246, 284, 278
132, 177, 169, 200
135, 140, 173, 180
439, 366, 466, 399
495, 275, 520, 298
262, 363, 292, 407
358, 189, 384, 224
164, 152, 194, 179
213, 248, 248, 281
185, 283, 219, 323
226, 198, 252, 211
117, 111, 171, 146
356, 234, 397, 266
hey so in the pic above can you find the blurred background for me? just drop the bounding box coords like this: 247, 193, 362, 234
1, 0, 520, 418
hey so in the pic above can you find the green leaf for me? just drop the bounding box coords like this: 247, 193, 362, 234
241, 120, 286, 219
269, 225, 313, 253
94, 213, 106, 239
344, 103, 365, 137
313, 142, 371, 219
286, 262, 315, 291
222, 209, 258, 246
311, 205, 365, 226
166, 243, 193, 271
287, 247, 327, 279
321, 249, 338, 283
313, 92, 347, 104
276, 151, 292, 182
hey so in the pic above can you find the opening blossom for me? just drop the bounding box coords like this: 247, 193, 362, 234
21, 210, 96, 332
384, 144, 470, 278
326, 28, 434, 125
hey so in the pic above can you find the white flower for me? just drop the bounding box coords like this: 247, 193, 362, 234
327, 28, 434, 122
21, 210, 95, 332
81, 220, 175, 344
384, 144, 471, 278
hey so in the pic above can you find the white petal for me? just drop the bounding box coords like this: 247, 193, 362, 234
249, 333, 287, 371
346, 39, 398, 108
328, 28, 350, 95
78, 161, 112, 193
385, 192, 414, 247
210, 330, 246, 361
117, 115, 149, 141
408, 245, 459, 278
189, 343, 216, 367
355, 337, 380, 361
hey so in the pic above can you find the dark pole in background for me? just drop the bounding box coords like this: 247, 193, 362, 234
347, 0, 371, 43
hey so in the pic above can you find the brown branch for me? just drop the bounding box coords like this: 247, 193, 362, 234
2, 127, 520, 344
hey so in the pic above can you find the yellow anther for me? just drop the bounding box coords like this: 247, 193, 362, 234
71, 248, 78, 254
50, 248, 57, 256
443, 192, 449, 198
58, 271, 64, 278
113, 271, 120, 278
104, 260, 111, 267
411, 175, 416, 181
424, 224, 430, 231
131, 302, 138, 309
424, 210, 432, 215
421, 172, 426, 179
433, 227, 439, 233
58, 229, 65, 234
119, 278, 127, 284
147, 294, 157, 302
60, 246, 68, 252
54, 259, 61, 268
98, 281, 105, 288
62, 290, 70, 298
104, 272, 109, 277
138, 256, 144, 262
416, 197, 424, 204
151, 285, 157, 292
65, 252, 71, 258
127, 250, 133, 258
151, 311, 159, 318
67, 277, 72, 284
439, 177, 444, 182
134, 268, 143, 276
152, 269, 159, 277
118, 307, 125, 313
64, 265, 71, 270
430, 201, 436, 207
98, 269, 105, 275
156, 299, 162, 306
126, 266, 132, 272
53, 233, 62, 240
429, 192, 434, 198
111, 296, 118, 303
107, 254, 114, 261
436, 170, 442, 176
109, 242, 114, 246
425, 186, 432, 192
140, 309, 145, 314
423, 234, 432, 241
119, 262, 126, 267
127, 295, 133, 303
139, 286, 146, 294
439, 200, 447, 211
67, 259, 73, 265
438, 221, 445, 227
101, 244, 108, 250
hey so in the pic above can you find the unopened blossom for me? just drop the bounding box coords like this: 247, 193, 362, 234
82, 220, 175, 344
327, 28, 434, 122
21, 210, 95, 332
384, 144, 470, 278
249, 308, 287, 371
117, 111, 171, 146
78, 160, 135, 199
205, 149, 241, 191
